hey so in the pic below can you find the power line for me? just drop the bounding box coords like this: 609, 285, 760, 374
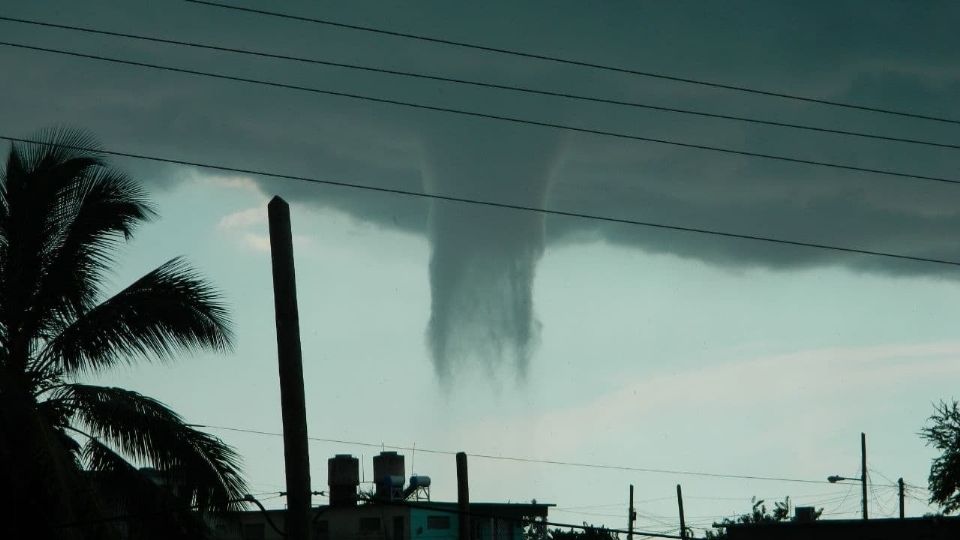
801, 493, 859, 506
248, 490, 285, 498
5, 40, 960, 190
826, 477, 856, 515
556, 492, 835, 512
820, 509, 862, 517
554, 508, 629, 519
633, 510, 678, 528
903, 479, 929, 491
183, 0, 960, 126
189, 423, 879, 487
4, 133, 960, 270
873, 467, 928, 495
389, 499, 696, 540
556, 503, 630, 511
869, 474, 893, 517
907, 493, 935, 508
1, 15, 956, 151
871, 469, 899, 486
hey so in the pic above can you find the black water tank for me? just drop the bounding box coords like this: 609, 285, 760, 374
794, 506, 817, 522
373, 451, 405, 499
328, 454, 359, 507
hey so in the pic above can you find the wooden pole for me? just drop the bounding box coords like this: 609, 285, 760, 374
861, 432, 868, 520
268, 197, 311, 540
457, 452, 470, 540
628, 484, 635, 540
898, 477, 905, 519
677, 485, 687, 540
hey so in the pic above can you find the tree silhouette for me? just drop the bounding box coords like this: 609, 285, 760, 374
524, 522, 619, 540
921, 399, 960, 513
0, 129, 246, 539
705, 497, 820, 539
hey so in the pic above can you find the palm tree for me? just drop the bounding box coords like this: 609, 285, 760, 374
0, 129, 246, 539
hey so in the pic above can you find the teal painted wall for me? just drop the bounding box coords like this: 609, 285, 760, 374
410, 507, 458, 540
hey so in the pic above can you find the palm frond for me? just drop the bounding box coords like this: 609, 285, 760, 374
64, 384, 247, 512
0, 380, 101, 539
1, 129, 156, 371
1, 129, 103, 290
33, 165, 155, 339
1, 129, 106, 368
83, 438, 211, 539
1, 130, 247, 536
4, 128, 102, 178
40, 257, 233, 374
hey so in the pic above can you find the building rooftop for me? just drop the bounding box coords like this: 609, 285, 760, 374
724, 516, 960, 540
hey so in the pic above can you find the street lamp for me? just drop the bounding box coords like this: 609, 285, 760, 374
826, 433, 868, 520
827, 475, 858, 484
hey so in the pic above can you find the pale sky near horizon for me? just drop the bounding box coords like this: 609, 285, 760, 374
2, 0, 960, 535
90, 172, 960, 533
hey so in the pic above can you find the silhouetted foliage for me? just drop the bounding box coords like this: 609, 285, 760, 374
525, 521, 618, 540
0, 129, 245, 539
704, 497, 821, 539
550, 525, 619, 540
921, 399, 960, 513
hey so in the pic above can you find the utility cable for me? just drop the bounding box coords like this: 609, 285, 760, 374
4, 40, 960, 190
826, 478, 856, 515
243, 495, 287, 536
555, 503, 626, 511
907, 493, 936, 509
557, 496, 682, 510
870, 467, 902, 487
383, 498, 698, 540
553, 508, 630, 519
183, 0, 960, 126
4, 133, 960, 270
188, 423, 881, 487
1, 15, 956, 151
634, 510, 679, 527
869, 483, 892, 517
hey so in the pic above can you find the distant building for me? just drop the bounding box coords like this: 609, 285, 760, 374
212, 501, 550, 540
211, 452, 551, 540
724, 515, 960, 540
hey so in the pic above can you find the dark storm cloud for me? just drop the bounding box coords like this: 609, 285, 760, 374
2, 0, 958, 376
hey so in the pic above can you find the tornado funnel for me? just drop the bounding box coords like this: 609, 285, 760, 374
420, 124, 560, 381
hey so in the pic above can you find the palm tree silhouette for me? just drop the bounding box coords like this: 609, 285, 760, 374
0, 129, 246, 538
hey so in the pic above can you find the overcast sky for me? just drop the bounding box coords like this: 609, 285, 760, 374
3, 0, 960, 534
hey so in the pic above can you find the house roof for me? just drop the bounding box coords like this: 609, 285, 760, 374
226, 500, 553, 520
724, 516, 960, 529
722, 515, 960, 540
398, 501, 554, 519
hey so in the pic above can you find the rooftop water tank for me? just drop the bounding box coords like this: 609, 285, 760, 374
328, 454, 359, 507
408, 475, 431, 489
794, 506, 817, 522
373, 451, 405, 500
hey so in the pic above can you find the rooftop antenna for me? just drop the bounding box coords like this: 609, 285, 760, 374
411, 442, 416, 475
361, 454, 365, 484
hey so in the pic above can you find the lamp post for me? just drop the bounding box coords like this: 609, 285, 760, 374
827, 433, 867, 520
827, 474, 866, 519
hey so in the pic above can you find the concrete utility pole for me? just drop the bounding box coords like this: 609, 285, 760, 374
456, 452, 470, 540
861, 432, 868, 520
898, 477, 905, 519
268, 197, 311, 540
628, 484, 635, 540
676, 485, 687, 540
